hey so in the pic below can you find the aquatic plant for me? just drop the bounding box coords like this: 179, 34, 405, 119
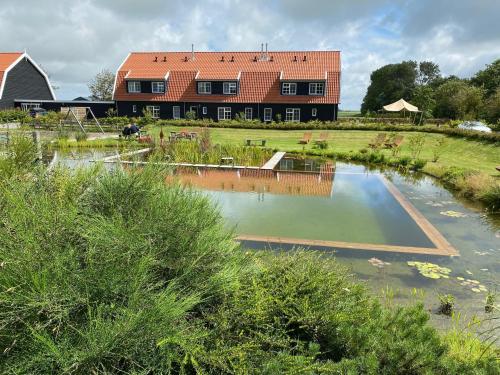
438, 294, 455, 316
457, 277, 488, 293
440, 210, 467, 218
407, 261, 452, 279
485, 292, 496, 313
368, 257, 391, 268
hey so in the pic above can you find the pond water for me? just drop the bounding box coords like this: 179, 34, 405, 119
48, 150, 500, 329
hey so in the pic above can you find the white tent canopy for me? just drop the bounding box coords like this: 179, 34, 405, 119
383, 99, 419, 112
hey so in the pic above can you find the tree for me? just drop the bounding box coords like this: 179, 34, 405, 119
434, 80, 484, 119
412, 85, 435, 119
483, 88, 500, 125
471, 59, 500, 98
417, 61, 440, 85
88, 69, 115, 101
361, 61, 418, 114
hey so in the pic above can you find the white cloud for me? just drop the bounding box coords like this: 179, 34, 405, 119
0, 0, 498, 108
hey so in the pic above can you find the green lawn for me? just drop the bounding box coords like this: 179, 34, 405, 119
147, 125, 500, 174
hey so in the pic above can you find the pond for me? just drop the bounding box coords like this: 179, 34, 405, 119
49, 150, 500, 328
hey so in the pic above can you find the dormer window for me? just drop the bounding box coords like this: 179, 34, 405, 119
309, 82, 325, 95
223, 82, 237, 94
128, 81, 141, 93
152, 81, 165, 93
282, 82, 297, 95
198, 82, 211, 94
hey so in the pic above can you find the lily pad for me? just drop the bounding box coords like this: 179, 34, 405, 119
440, 210, 467, 218
407, 261, 452, 279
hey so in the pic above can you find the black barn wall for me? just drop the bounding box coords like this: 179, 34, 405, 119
0, 58, 53, 109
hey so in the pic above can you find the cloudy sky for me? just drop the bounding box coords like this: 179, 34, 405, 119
1, 0, 498, 109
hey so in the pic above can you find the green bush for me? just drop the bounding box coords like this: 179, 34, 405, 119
0, 153, 498, 373
0, 109, 32, 124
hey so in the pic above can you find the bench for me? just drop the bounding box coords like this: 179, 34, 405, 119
245, 139, 266, 147
220, 157, 234, 166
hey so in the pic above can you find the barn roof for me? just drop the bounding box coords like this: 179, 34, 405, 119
0, 52, 55, 100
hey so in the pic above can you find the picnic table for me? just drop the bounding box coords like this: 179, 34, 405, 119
169, 131, 198, 142
245, 139, 266, 146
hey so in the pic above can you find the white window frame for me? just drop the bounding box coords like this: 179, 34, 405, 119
21, 103, 40, 111
128, 81, 141, 93
173, 106, 181, 119
245, 107, 253, 120
198, 81, 212, 94
312, 108, 317, 117
263, 108, 272, 122
282, 82, 297, 95
223, 81, 237, 95
132, 105, 137, 113
217, 107, 231, 120
202, 106, 207, 115
309, 82, 325, 96
285, 108, 300, 122
146, 105, 160, 119
152, 81, 165, 93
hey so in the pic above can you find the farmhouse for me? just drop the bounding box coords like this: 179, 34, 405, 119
113, 48, 341, 122
0, 52, 55, 110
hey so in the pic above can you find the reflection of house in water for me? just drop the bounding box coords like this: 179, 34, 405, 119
172, 163, 335, 197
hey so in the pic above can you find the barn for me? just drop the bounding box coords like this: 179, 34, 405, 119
0, 52, 55, 110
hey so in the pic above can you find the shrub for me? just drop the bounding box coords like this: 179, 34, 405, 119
412, 158, 427, 171
185, 110, 196, 120
407, 133, 427, 160
75, 131, 88, 142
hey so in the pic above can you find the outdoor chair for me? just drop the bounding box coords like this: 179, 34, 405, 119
315, 132, 329, 143
368, 133, 387, 148
385, 135, 404, 149
299, 132, 312, 144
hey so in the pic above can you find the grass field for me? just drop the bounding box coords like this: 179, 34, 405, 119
147, 125, 500, 174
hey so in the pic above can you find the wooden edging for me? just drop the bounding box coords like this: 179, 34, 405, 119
379, 176, 458, 256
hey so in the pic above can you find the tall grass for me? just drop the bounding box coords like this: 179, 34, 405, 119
161, 138, 273, 167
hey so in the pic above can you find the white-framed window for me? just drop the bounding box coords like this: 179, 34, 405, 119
173, 106, 181, 119
152, 81, 165, 93
217, 107, 231, 120
21, 103, 40, 111
309, 82, 325, 95
146, 105, 160, 119
202, 107, 207, 115
312, 108, 317, 117
128, 81, 141, 93
223, 82, 237, 94
285, 108, 300, 122
245, 107, 253, 120
263, 108, 272, 121
132, 105, 137, 113
198, 81, 212, 94
282, 82, 297, 95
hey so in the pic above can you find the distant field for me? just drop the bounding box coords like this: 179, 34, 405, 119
338, 110, 362, 117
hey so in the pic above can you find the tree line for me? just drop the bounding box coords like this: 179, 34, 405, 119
361, 59, 500, 124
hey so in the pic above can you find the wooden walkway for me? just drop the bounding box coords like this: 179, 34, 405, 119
261, 151, 286, 170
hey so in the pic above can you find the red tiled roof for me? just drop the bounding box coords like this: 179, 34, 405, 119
0, 52, 23, 92
114, 51, 340, 104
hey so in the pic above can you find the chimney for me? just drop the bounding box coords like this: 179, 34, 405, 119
303, 55, 307, 62
293, 55, 297, 62
163, 56, 166, 62
154, 56, 158, 62
230, 55, 234, 62
191, 44, 195, 61
220, 55, 225, 62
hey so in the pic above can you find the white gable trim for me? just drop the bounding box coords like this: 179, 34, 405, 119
112, 52, 131, 100
0, 53, 56, 100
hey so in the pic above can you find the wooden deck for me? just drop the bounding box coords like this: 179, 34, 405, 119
261, 151, 286, 170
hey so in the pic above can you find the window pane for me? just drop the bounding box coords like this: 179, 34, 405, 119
173, 106, 180, 119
